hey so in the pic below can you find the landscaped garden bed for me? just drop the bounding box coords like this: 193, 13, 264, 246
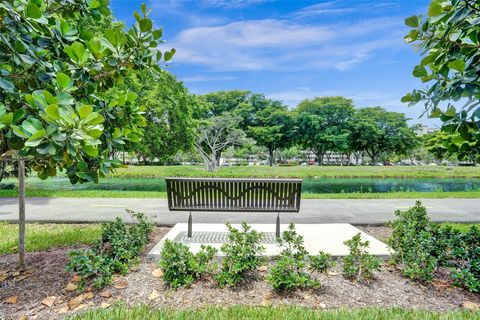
1, 210, 479, 319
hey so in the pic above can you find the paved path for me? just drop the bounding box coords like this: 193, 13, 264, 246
1, 198, 479, 225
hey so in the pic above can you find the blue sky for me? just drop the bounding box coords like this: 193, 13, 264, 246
111, 0, 437, 126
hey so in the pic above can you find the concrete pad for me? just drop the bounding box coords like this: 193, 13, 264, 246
148, 223, 390, 260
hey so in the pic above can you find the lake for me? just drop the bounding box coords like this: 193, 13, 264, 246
10, 177, 480, 194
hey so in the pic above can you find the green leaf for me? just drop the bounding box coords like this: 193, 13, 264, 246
405, 15, 419, 28
0, 78, 15, 92
60, 20, 70, 35
22, 118, 43, 134
45, 104, 60, 120
11, 125, 29, 139
447, 59, 465, 72
444, 105, 456, 117
164, 49, 175, 62
88, 37, 101, 53
56, 73, 72, 90
26, 4, 42, 19
83, 145, 98, 157
153, 29, 162, 40
139, 18, 152, 32
412, 65, 428, 77
428, 1, 443, 17
78, 105, 93, 119
127, 92, 138, 102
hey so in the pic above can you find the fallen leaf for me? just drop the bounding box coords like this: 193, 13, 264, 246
131, 265, 139, 272
100, 302, 111, 309
68, 295, 84, 310
99, 290, 112, 298
65, 283, 78, 292
261, 299, 272, 307
113, 279, 128, 289
83, 292, 94, 300
148, 289, 160, 301
18, 316, 28, 320
263, 291, 273, 300
41, 296, 57, 307
12, 271, 20, 276
72, 275, 81, 283
5, 296, 17, 304
17, 274, 31, 281
0, 274, 8, 282
73, 303, 87, 311
258, 265, 268, 272
327, 271, 339, 276
462, 301, 479, 311
151, 269, 164, 278
55, 305, 69, 314
303, 294, 312, 300
319, 303, 327, 309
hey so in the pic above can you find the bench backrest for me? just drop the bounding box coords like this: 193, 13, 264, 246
166, 178, 302, 212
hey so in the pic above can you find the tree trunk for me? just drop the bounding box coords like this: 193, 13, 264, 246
268, 149, 275, 166
18, 158, 25, 270
315, 152, 324, 166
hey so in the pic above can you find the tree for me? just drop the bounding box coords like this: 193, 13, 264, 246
112, 70, 198, 164
248, 104, 295, 166
295, 97, 354, 165
350, 107, 418, 164
0, 1, 174, 267
200, 90, 251, 118
425, 127, 480, 165
195, 112, 247, 171
402, 0, 480, 155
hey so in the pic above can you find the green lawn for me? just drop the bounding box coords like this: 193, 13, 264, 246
70, 305, 478, 320
111, 165, 480, 179
0, 222, 101, 254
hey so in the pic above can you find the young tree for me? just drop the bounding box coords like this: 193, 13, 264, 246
248, 104, 295, 166
402, 0, 480, 155
351, 107, 418, 164
195, 112, 247, 171
295, 97, 354, 165
0, 1, 174, 267
425, 127, 480, 165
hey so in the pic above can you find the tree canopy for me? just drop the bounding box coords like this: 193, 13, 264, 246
402, 0, 480, 156
0, 0, 175, 183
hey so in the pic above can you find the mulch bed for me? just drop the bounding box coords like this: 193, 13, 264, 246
0, 226, 479, 320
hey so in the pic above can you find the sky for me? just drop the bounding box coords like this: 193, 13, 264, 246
110, 0, 438, 126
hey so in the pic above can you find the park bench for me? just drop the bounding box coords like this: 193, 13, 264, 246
165, 177, 303, 238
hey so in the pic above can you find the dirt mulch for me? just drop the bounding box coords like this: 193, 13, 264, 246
1, 226, 479, 320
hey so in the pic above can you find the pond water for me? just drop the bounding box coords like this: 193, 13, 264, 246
11, 177, 480, 194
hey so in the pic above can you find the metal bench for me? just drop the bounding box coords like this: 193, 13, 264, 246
165, 177, 303, 238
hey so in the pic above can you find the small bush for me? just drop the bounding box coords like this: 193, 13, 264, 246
66, 211, 154, 290
159, 240, 217, 288
267, 223, 319, 292
310, 251, 336, 273
342, 233, 381, 283
387, 201, 439, 281
215, 222, 265, 287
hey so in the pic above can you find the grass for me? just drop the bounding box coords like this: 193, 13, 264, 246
0, 222, 101, 254
440, 223, 480, 233
110, 165, 480, 179
1, 189, 480, 199
69, 305, 478, 320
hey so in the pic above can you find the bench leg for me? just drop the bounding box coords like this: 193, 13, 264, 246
276, 212, 280, 238
188, 211, 192, 238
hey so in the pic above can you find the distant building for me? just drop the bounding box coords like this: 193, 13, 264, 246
414, 124, 438, 136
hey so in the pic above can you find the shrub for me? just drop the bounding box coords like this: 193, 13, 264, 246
342, 233, 381, 283
215, 222, 265, 287
267, 223, 319, 291
387, 201, 439, 281
66, 211, 154, 289
310, 251, 336, 273
159, 240, 217, 288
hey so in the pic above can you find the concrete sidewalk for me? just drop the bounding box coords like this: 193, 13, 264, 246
1, 197, 479, 225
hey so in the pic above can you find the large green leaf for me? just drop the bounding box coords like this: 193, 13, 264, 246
22, 118, 43, 134
447, 60, 465, 72
56, 73, 72, 90
139, 18, 152, 32
26, 4, 42, 19
0, 78, 15, 92
428, 1, 443, 17
45, 104, 60, 120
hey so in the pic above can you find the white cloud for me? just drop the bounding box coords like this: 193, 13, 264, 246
162, 16, 405, 72
181, 75, 237, 82
199, 0, 272, 8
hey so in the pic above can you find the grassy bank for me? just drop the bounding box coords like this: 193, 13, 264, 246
1, 189, 480, 199
70, 305, 478, 320
111, 165, 480, 179
0, 222, 101, 254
